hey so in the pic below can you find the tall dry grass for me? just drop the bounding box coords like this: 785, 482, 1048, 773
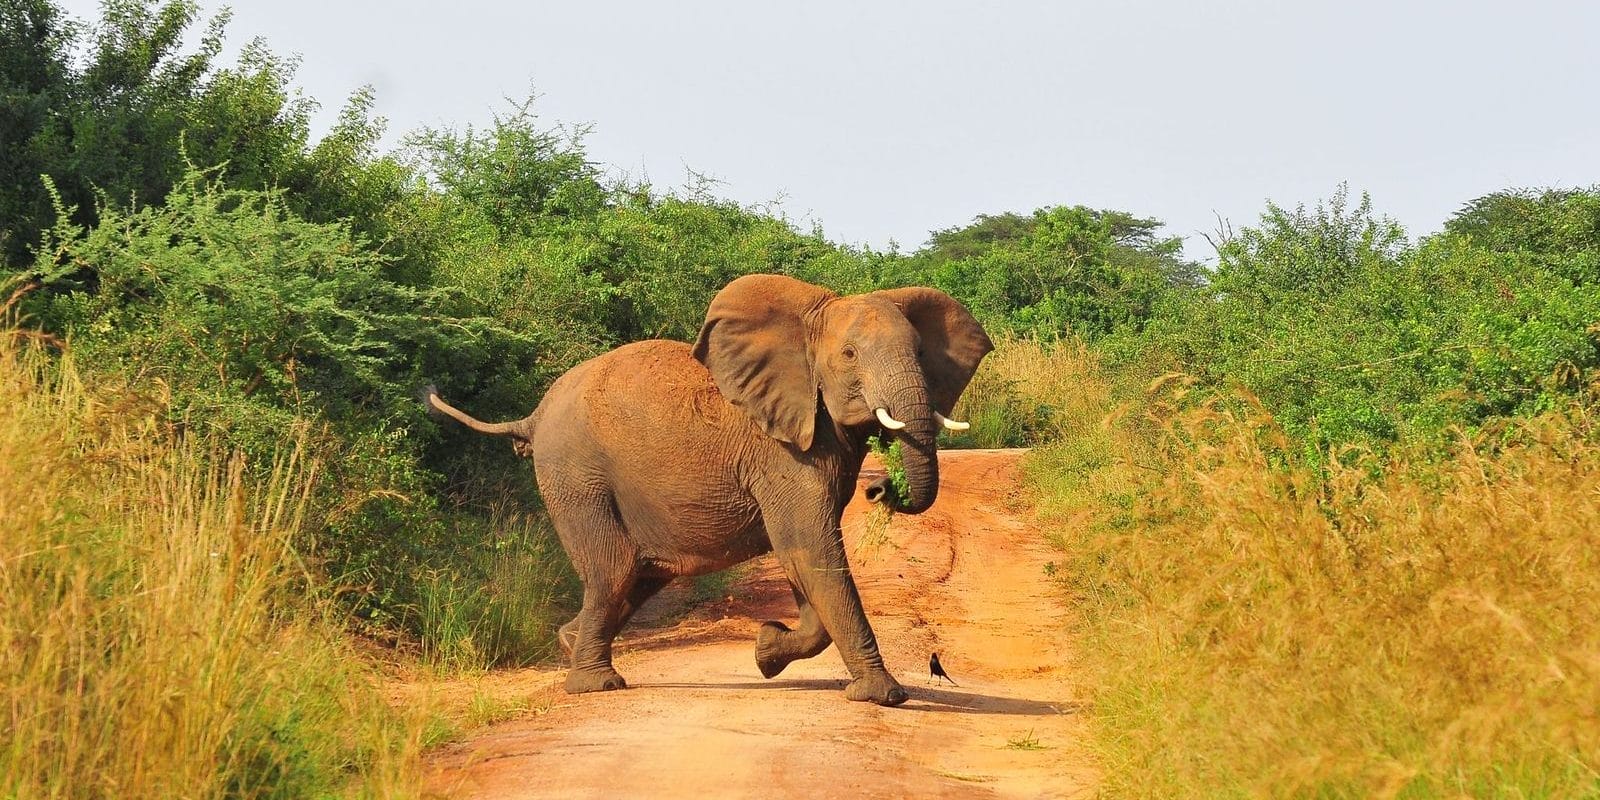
0, 330, 422, 798
1020, 344, 1600, 797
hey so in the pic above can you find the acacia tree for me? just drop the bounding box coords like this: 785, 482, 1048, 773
1446, 187, 1600, 283
904, 205, 1198, 338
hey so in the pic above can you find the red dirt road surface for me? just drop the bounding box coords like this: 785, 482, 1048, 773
423, 448, 1096, 799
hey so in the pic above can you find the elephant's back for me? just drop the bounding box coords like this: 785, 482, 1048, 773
576, 340, 757, 450
534, 340, 758, 483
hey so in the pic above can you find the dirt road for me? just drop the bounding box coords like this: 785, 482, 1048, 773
422, 449, 1096, 799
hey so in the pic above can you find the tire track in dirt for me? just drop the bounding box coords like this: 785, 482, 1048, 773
421, 449, 1097, 799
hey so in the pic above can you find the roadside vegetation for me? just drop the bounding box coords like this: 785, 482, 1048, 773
1035, 380, 1599, 797
998, 188, 1600, 796
0, 325, 424, 798
3, 0, 1596, 796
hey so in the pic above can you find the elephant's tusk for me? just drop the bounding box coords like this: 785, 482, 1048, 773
874, 407, 907, 430
935, 412, 970, 431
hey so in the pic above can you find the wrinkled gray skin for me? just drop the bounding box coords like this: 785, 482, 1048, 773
426, 275, 992, 706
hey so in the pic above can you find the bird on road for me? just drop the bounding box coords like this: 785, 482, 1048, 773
930, 652, 959, 686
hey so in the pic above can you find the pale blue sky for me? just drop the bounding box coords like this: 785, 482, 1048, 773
57, 1, 1600, 258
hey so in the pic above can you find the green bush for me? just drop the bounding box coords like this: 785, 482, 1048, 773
1446, 186, 1600, 284
882, 207, 1200, 341
19, 167, 562, 648
1141, 185, 1600, 466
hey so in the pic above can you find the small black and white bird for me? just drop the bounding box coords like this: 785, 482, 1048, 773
929, 652, 959, 686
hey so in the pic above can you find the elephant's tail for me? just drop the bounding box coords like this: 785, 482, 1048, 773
421, 385, 535, 443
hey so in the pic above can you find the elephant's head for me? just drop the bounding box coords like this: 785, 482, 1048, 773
693, 274, 993, 514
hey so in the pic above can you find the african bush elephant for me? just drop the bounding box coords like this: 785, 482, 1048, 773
425, 274, 992, 705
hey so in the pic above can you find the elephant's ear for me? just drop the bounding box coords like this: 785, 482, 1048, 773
694, 274, 837, 450
870, 287, 994, 414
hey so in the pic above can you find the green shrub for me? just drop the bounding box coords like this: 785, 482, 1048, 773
19, 168, 566, 656
1143, 186, 1600, 466
1446, 186, 1600, 284
897, 206, 1200, 341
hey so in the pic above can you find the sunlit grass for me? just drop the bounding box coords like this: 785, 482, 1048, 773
1020, 341, 1600, 797
950, 337, 1111, 448
0, 328, 423, 798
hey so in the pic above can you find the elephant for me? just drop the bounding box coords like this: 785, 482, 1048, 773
424, 274, 992, 706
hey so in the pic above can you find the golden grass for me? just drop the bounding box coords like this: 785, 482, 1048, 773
1018, 341, 1600, 797
0, 331, 422, 798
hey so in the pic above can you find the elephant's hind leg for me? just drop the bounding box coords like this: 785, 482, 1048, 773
558, 575, 672, 663
621, 575, 674, 626
755, 580, 833, 678
549, 499, 643, 694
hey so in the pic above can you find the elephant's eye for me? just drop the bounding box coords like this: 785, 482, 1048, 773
841, 344, 857, 362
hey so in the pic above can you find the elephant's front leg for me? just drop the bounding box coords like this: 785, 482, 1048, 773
763, 503, 908, 706
755, 580, 832, 678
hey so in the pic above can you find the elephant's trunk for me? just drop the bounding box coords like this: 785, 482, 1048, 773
868, 373, 940, 515
863, 475, 894, 505
892, 415, 940, 515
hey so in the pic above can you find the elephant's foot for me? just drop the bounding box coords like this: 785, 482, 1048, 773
564, 666, 627, 694
845, 672, 908, 706
755, 621, 796, 679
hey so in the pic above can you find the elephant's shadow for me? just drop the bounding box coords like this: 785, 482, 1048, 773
635, 678, 1079, 717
